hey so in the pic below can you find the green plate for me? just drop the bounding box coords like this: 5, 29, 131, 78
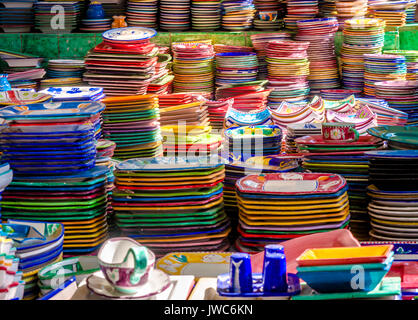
112, 184, 223, 198
115, 212, 228, 227
115, 211, 223, 223
1, 195, 107, 207
292, 277, 401, 300
367, 126, 418, 147
115, 206, 223, 219
1, 202, 107, 211
1, 208, 105, 220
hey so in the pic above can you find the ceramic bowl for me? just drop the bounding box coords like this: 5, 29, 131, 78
98, 238, 156, 294
297, 256, 393, 293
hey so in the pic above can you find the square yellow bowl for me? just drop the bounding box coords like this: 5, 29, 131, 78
296, 245, 394, 267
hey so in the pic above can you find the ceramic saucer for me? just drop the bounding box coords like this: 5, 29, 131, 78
86, 269, 171, 299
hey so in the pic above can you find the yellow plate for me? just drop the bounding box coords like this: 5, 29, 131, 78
370, 217, 418, 226
113, 197, 223, 211
297, 245, 393, 261
63, 227, 108, 240
159, 101, 204, 113
236, 193, 348, 205
63, 236, 107, 247
303, 162, 369, 169
116, 171, 225, 183
134, 228, 231, 243
116, 173, 225, 186
237, 197, 349, 212
239, 209, 348, 222
239, 212, 349, 226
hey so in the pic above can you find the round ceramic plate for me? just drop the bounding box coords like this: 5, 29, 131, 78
102, 27, 157, 42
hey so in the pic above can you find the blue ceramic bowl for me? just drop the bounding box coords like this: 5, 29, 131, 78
297, 257, 393, 293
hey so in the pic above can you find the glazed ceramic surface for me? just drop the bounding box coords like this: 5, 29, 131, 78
98, 237, 155, 294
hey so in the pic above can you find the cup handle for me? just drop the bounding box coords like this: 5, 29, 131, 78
350, 128, 360, 142
127, 247, 148, 285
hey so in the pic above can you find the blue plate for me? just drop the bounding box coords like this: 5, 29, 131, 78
0, 101, 105, 120
116, 155, 225, 172
365, 150, 418, 159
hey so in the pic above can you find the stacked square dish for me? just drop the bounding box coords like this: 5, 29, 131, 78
296, 245, 394, 294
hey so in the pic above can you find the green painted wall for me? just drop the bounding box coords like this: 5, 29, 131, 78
0, 25, 416, 60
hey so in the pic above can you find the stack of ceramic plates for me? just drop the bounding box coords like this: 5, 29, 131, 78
367, 125, 418, 150
253, 0, 285, 30
216, 83, 270, 114
295, 135, 384, 240
335, 0, 367, 29
39, 87, 105, 101
158, 93, 210, 127
161, 124, 222, 157
296, 17, 340, 95
80, 17, 112, 32
101, 95, 162, 160
235, 172, 350, 252
268, 96, 325, 130
320, 89, 362, 100
126, 0, 158, 28
112, 156, 231, 256
0, 50, 45, 89
215, 79, 267, 100
191, 0, 222, 30
406, 0, 416, 23
341, 18, 385, 92
0, 162, 13, 219
357, 98, 408, 126
205, 97, 234, 131
250, 33, 292, 80
215, 52, 258, 88
227, 89, 271, 112
366, 150, 418, 241
34, 2, 80, 33
172, 42, 215, 94
96, 139, 116, 159
0, 0, 35, 33
223, 155, 300, 215
369, 1, 409, 27
285, 122, 322, 153
46, 59, 85, 79
284, 0, 319, 30
374, 80, 418, 126
0, 90, 51, 107
0, 234, 24, 300
100, 0, 125, 17
384, 50, 418, 81
318, 0, 337, 17
223, 105, 273, 129
363, 54, 407, 97
223, 125, 282, 162
221, 0, 256, 30
84, 27, 158, 96
1, 167, 111, 256
160, 0, 191, 31
265, 40, 311, 107
39, 77, 84, 89
0, 101, 105, 175
0, 220, 63, 299
147, 53, 173, 95
214, 44, 254, 54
